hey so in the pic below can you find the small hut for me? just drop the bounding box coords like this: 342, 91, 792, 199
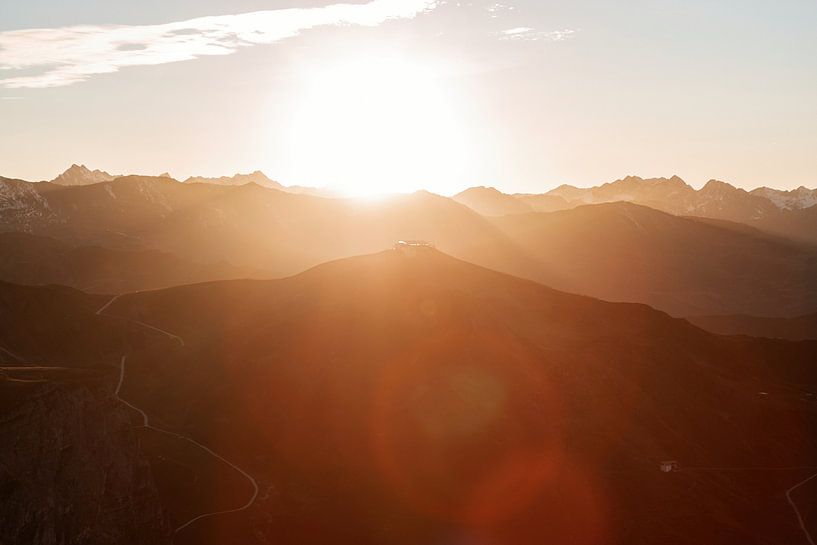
660, 460, 679, 473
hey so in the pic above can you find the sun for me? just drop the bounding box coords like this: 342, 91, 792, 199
288, 56, 466, 197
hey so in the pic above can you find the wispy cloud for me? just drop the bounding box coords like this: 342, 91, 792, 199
499, 27, 576, 42
0, 0, 439, 89
487, 3, 516, 18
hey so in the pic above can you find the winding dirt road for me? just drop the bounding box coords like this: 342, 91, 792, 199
100, 295, 259, 535
786, 471, 817, 545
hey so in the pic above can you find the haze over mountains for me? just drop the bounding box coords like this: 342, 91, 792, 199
183, 170, 283, 189
2, 168, 817, 317
454, 176, 817, 244
0, 232, 259, 293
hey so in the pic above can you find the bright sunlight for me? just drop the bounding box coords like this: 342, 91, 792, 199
288, 56, 466, 197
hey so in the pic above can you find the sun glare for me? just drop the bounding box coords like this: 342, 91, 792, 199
288, 56, 466, 197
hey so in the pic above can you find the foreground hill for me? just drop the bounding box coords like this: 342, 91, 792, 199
0, 232, 260, 293
489, 202, 817, 316
689, 312, 817, 341
52, 248, 811, 545
0, 281, 140, 365
0, 367, 172, 544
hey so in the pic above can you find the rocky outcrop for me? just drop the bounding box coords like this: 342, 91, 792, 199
0, 177, 58, 232
0, 370, 172, 545
51, 165, 115, 186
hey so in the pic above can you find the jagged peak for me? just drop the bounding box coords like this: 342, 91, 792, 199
701, 179, 737, 191
52, 164, 115, 186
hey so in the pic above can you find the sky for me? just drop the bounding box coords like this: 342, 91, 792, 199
1, 0, 816, 195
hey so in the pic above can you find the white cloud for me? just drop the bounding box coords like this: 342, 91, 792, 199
498, 27, 576, 42
501, 27, 534, 36
0, 0, 439, 89
487, 3, 516, 18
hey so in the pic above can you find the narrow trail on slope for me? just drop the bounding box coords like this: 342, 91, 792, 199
679, 465, 817, 543
100, 295, 259, 535
786, 472, 817, 545
0, 344, 26, 364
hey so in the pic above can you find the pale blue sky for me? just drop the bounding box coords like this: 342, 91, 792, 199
1, 0, 816, 193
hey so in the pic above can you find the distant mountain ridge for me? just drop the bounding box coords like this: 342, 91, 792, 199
183, 170, 283, 189
26, 168, 817, 217
0, 232, 260, 293
454, 175, 817, 244
750, 186, 817, 210
453, 186, 568, 216
1, 174, 816, 316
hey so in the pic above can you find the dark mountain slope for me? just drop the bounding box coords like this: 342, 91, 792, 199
489, 202, 817, 316
1, 177, 533, 280
0, 368, 172, 545
689, 312, 817, 340
90, 248, 817, 545
3, 176, 816, 317
0, 281, 136, 365
0, 232, 261, 293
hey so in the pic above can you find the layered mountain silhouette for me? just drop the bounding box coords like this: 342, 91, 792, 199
184, 170, 283, 189
3, 248, 814, 545
2, 175, 816, 316
453, 186, 568, 215
487, 202, 817, 316
455, 176, 817, 244
183, 170, 331, 196
0, 232, 259, 293
0, 281, 131, 365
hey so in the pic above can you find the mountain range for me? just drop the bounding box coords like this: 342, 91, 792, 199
2, 172, 816, 317
454, 176, 817, 245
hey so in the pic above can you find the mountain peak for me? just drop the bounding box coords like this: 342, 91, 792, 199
701, 179, 737, 192
52, 164, 115, 186
452, 185, 534, 216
